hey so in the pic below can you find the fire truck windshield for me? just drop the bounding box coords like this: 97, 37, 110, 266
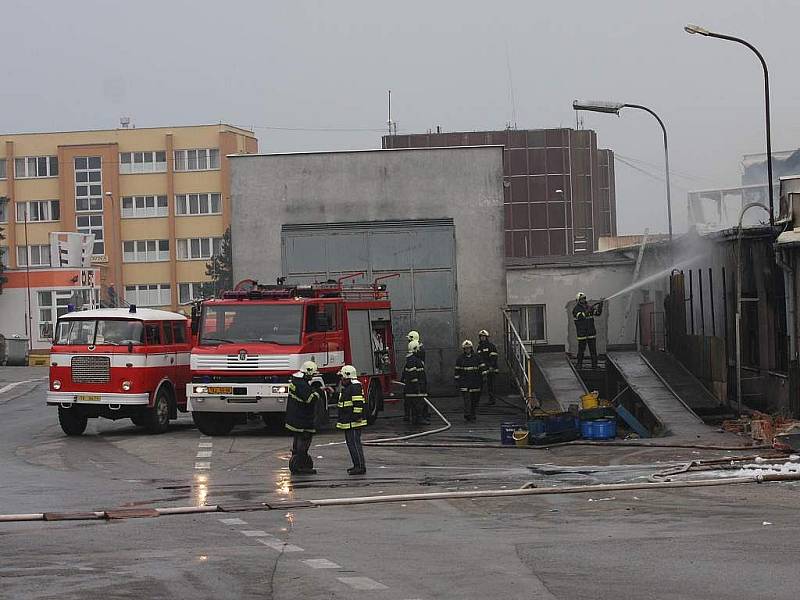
55, 319, 144, 346
199, 304, 303, 345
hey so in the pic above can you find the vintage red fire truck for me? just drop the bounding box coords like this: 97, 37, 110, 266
47, 307, 193, 436
187, 277, 396, 436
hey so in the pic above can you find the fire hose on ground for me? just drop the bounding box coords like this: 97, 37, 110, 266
2, 471, 799, 523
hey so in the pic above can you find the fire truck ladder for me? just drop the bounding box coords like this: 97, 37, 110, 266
502, 309, 537, 413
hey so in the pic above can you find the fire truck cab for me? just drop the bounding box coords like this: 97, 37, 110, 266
47, 307, 192, 436
187, 279, 396, 436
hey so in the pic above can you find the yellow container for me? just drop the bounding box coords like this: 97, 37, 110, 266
580, 391, 600, 410
28, 354, 50, 367
512, 428, 529, 447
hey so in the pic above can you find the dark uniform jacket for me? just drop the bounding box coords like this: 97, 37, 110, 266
336, 380, 367, 430
477, 340, 499, 373
455, 352, 487, 392
401, 353, 427, 397
286, 372, 321, 433
573, 301, 602, 341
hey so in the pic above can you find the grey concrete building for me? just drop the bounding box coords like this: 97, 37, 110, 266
229, 146, 506, 388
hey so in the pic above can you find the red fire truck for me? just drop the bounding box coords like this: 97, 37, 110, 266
187, 278, 396, 436
47, 307, 193, 436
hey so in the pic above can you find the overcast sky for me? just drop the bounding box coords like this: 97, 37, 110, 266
3, 0, 797, 234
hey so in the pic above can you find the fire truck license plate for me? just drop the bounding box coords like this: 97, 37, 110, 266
207, 386, 232, 394
77, 395, 101, 402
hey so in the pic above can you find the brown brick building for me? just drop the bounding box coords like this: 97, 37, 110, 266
383, 128, 616, 258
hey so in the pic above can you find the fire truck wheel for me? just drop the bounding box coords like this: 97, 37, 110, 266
145, 389, 171, 434
192, 412, 235, 436
58, 406, 88, 436
366, 382, 382, 425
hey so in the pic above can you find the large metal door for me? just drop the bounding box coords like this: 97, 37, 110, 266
281, 219, 457, 388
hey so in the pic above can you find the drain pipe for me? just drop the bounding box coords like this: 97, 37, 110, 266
775, 246, 797, 365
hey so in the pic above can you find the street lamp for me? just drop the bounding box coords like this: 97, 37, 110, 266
104, 191, 120, 307
684, 24, 774, 226
573, 100, 673, 240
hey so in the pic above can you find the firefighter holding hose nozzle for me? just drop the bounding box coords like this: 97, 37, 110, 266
573, 292, 605, 369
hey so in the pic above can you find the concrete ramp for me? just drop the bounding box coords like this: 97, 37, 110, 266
533, 353, 587, 411
607, 351, 708, 438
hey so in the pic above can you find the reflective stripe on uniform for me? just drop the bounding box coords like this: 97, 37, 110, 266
460, 387, 482, 393
285, 423, 316, 433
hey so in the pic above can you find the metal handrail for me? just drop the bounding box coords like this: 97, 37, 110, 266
501, 309, 536, 412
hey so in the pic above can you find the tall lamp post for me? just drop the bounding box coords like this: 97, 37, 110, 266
684, 24, 774, 226
573, 100, 673, 240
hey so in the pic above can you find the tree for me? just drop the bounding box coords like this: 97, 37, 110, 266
0, 225, 6, 294
205, 226, 233, 298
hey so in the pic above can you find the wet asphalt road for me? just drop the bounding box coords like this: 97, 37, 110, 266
2, 366, 800, 599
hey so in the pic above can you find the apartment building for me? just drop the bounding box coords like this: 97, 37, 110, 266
0, 123, 257, 349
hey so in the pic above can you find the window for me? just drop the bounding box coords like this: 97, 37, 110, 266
200, 304, 303, 345
0, 197, 8, 223
175, 193, 222, 216
145, 323, 162, 345
122, 239, 169, 262
173, 321, 187, 344
162, 320, 174, 344
119, 151, 167, 174
38, 289, 99, 340
121, 195, 168, 218
124, 284, 171, 307
174, 148, 220, 172
176, 237, 221, 260
16, 200, 60, 222
508, 304, 547, 344
0, 159, 6, 180
178, 282, 211, 304
76, 214, 104, 255
0, 247, 8, 268
14, 156, 58, 178
17, 244, 51, 267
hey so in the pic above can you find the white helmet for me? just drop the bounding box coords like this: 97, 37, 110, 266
338, 364, 358, 379
407, 330, 420, 342
407, 340, 421, 354
576, 292, 586, 302
301, 360, 318, 376
462, 339, 474, 349
479, 329, 490, 337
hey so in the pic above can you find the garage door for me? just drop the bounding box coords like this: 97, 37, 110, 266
281, 219, 457, 388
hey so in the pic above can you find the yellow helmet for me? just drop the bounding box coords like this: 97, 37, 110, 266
479, 329, 490, 337
301, 360, 318, 376
407, 340, 421, 355
338, 364, 358, 379
407, 330, 420, 342
576, 292, 587, 302
462, 339, 474, 349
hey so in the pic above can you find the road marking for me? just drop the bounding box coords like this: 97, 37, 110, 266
196, 451, 213, 458
0, 377, 47, 394
256, 539, 304, 552
301, 558, 341, 569
240, 530, 272, 537
198, 442, 213, 448
219, 518, 248, 525
337, 576, 388, 591
194, 462, 211, 470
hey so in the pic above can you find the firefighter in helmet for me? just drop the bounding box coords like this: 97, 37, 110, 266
476, 329, 499, 405
286, 360, 323, 475
573, 292, 604, 369
404, 330, 429, 423
336, 365, 367, 475
455, 340, 487, 422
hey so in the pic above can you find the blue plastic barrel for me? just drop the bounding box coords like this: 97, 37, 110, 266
581, 418, 617, 440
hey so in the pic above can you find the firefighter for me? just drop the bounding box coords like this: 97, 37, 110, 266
403, 329, 430, 423
402, 340, 427, 425
477, 329, 499, 405
336, 365, 367, 475
455, 340, 487, 422
286, 360, 323, 475
573, 292, 604, 369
